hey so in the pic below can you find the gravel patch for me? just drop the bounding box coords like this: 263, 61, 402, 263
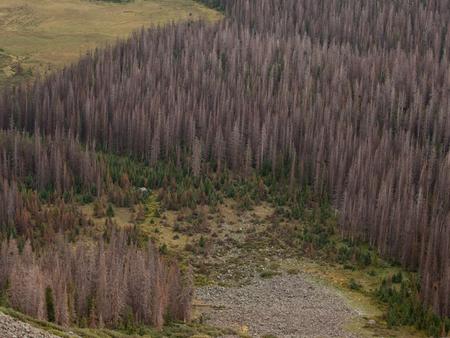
0, 312, 59, 338
196, 274, 358, 338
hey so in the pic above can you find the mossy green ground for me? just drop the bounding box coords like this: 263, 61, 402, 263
0, 0, 221, 86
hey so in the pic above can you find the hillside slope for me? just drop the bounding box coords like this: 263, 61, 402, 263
0, 0, 449, 336
2, 0, 449, 319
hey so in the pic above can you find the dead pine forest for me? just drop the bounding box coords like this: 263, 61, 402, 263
0, 0, 450, 337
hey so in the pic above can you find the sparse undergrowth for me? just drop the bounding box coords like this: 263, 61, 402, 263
377, 276, 450, 337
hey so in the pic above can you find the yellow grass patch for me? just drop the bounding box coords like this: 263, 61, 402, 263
0, 0, 221, 85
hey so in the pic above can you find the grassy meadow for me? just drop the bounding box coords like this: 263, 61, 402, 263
0, 0, 221, 86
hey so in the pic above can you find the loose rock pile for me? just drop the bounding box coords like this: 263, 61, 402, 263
197, 274, 358, 338
0, 312, 59, 338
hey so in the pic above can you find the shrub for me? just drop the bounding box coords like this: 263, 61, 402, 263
106, 204, 115, 218
45, 287, 55, 322
392, 272, 403, 284
349, 278, 362, 290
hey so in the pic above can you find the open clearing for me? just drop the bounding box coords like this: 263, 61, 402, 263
77, 196, 424, 337
0, 196, 425, 337
0, 0, 220, 86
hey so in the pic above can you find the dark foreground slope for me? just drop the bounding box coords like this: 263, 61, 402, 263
0, 0, 449, 321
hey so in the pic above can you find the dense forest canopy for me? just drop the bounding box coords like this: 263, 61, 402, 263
0, 0, 449, 321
